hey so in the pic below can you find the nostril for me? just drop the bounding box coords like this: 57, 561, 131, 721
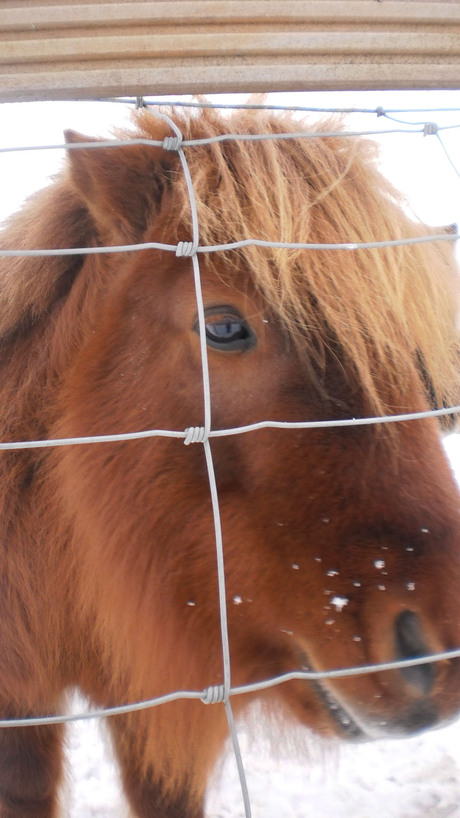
394, 611, 436, 695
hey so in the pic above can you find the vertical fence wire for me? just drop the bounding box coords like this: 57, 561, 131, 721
150, 108, 252, 817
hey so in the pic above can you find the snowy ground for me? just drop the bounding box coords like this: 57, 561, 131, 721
65, 708, 460, 818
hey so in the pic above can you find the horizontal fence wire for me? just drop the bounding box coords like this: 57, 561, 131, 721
0, 406, 460, 451
0, 233, 458, 259
104, 96, 460, 115
1, 98, 460, 816
1, 121, 460, 156
4, 647, 460, 729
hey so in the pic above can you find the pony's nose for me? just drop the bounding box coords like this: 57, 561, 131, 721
394, 610, 436, 695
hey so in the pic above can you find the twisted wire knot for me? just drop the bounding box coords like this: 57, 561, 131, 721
176, 241, 196, 258
163, 135, 183, 151
184, 427, 207, 445
423, 122, 438, 136
201, 685, 227, 704
376, 106, 385, 118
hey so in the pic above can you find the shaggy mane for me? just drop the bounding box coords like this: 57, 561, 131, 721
133, 107, 460, 420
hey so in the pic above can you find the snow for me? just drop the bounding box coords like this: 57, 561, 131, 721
330, 596, 349, 612
205, 719, 460, 818
65, 705, 460, 817
66, 717, 125, 818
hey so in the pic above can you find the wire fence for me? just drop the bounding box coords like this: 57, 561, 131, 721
1, 96, 460, 817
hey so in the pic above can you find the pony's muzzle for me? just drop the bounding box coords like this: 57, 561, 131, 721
310, 609, 447, 740
394, 610, 436, 695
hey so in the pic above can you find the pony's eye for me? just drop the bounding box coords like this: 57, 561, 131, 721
195, 307, 256, 352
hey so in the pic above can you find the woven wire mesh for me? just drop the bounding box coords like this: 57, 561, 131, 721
0, 95, 460, 817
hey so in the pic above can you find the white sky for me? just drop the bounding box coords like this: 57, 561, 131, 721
0, 89, 459, 227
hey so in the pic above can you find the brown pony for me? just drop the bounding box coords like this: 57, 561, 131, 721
0, 106, 460, 818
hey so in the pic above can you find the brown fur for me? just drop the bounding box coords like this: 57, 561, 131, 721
0, 107, 460, 817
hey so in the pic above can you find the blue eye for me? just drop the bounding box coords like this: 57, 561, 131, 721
195, 307, 257, 352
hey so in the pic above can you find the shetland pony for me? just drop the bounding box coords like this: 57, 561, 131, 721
0, 107, 460, 818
